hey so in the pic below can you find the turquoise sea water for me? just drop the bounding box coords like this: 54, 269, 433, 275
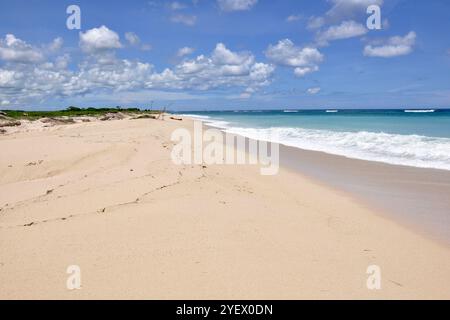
179, 109, 450, 170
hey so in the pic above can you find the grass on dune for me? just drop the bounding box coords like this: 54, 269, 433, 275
0, 106, 162, 120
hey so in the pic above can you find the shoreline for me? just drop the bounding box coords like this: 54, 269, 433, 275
197, 117, 450, 246
1, 116, 450, 299
184, 111, 450, 172
279, 144, 450, 246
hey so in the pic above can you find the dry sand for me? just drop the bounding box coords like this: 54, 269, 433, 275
0, 116, 449, 299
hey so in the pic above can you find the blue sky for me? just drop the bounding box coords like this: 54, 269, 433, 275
0, 0, 449, 111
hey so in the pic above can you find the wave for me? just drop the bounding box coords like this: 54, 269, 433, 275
224, 126, 450, 170
284, 110, 299, 113
326, 110, 338, 113
180, 114, 230, 129
179, 114, 211, 120
205, 120, 230, 129
404, 109, 435, 113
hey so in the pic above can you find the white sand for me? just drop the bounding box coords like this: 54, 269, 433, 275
0, 117, 449, 299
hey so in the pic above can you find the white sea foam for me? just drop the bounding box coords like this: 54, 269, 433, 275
284, 110, 299, 113
224, 126, 450, 170
179, 114, 211, 120
180, 114, 230, 129
404, 109, 435, 113
326, 110, 339, 113
178, 114, 450, 170
205, 120, 230, 129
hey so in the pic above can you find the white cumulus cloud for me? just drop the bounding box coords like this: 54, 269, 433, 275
316, 20, 367, 45
265, 39, 323, 77
177, 46, 195, 57
326, 0, 384, 21
79, 26, 122, 53
307, 0, 383, 33
48, 37, 64, 52
0, 34, 44, 63
174, 43, 274, 92
364, 31, 416, 58
0, 33, 274, 106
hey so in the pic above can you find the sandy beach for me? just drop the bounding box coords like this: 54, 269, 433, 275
1, 116, 450, 299
280, 144, 450, 245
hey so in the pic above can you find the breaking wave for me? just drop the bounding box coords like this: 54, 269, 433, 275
404, 109, 435, 113
224, 126, 450, 170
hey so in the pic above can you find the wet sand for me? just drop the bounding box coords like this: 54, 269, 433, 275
280, 145, 450, 245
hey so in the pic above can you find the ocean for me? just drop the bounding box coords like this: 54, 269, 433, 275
179, 109, 450, 171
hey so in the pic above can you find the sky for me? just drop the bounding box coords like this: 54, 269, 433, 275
0, 0, 449, 111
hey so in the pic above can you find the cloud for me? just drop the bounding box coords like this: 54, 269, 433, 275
170, 14, 197, 26
307, 0, 383, 33
125, 32, 150, 51
177, 46, 195, 57
0, 33, 274, 106
326, 0, 384, 21
265, 39, 323, 77
364, 31, 416, 58
286, 14, 302, 22
174, 43, 274, 93
0, 34, 44, 63
54, 54, 71, 69
0, 69, 16, 86
212, 43, 252, 65
125, 32, 140, 46
307, 87, 321, 94
79, 26, 122, 53
316, 20, 367, 45
294, 66, 319, 77
170, 1, 187, 10
48, 37, 63, 52
307, 16, 325, 30
218, 0, 258, 12
0, 60, 77, 107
